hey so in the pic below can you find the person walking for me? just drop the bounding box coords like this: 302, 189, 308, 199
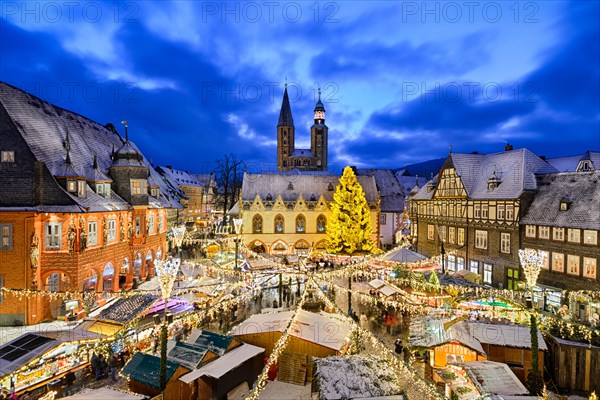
109, 354, 119, 381
90, 352, 101, 380
385, 313, 392, 334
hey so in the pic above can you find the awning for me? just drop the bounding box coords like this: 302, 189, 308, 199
368, 279, 385, 290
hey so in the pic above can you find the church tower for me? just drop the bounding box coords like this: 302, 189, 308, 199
310, 89, 328, 171
277, 83, 295, 171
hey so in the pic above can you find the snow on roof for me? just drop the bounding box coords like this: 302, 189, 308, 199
230, 309, 353, 351
469, 322, 547, 351
379, 285, 401, 297
461, 361, 528, 396
62, 387, 145, 399
368, 279, 386, 289
314, 356, 404, 400
179, 343, 264, 383
409, 317, 485, 355
382, 248, 427, 263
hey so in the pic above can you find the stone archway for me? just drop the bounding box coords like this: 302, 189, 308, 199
270, 240, 289, 256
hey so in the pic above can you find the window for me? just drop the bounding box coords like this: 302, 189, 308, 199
497, 205, 505, 220
457, 228, 465, 245
552, 253, 564, 273
67, 180, 76, 192
88, 221, 97, 245
107, 219, 116, 242
252, 215, 263, 233
470, 260, 479, 274
0, 276, 3, 303
148, 215, 155, 234
317, 215, 326, 233
1, 151, 15, 162
539, 226, 550, 239
0, 224, 13, 250
481, 204, 489, 219
274, 215, 284, 233
568, 229, 580, 243
427, 224, 435, 241
449, 227, 456, 244
97, 183, 111, 198
45, 222, 62, 249
539, 250, 549, 269
567, 255, 580, 275
456, 203, 462, 217
500, 232, 511, 254
553, 228, 565, 241
584, 230, 598, 245
475, 230, 488, 249
457, 257, 464, 271
380, 214, 387, 225
525, 225, 536, 238
505, 205, 514, 220
507, 268, 519, 290
483, 263, 492, 284
583, 257, 597, 279
130, 179, 147, 195
447, 255, 456, 271
159, 214, 165, 232
474, 204, 481, 218
296, 215, 306, 233
77, 180, 86, 197
135, 216, 141, 236
151, 188, 159, 197
578, 160, 593, 171
439, 226, 446, 242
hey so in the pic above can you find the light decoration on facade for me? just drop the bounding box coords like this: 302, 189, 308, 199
171, 225, 186, 249
519, 248, 543, 300
154, 257, 180, 300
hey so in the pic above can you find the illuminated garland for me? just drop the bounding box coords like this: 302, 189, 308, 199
309, 278, 444, 400
245, 280, 311, 400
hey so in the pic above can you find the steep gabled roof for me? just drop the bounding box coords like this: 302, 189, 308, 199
520, 171, 600, 230
277, 85, 294, 127
357, 169, 405, 212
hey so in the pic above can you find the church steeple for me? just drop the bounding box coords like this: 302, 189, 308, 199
277, 83, 294, 127
313, 88, 325, 124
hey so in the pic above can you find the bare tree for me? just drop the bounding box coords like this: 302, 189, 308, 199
213, 153, 245, 228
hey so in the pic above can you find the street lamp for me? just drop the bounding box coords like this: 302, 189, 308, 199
233, 218, 243, 270
519, 248, 543, 309
171, 225, 186, 287
154, 257, 180, 391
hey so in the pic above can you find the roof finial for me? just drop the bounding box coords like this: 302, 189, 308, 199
65, 130, 71, 164
318, 86, 321, 101
121, 120, 128, 142
285, 77, 288, 89
415, 174, 419, 186
449, 144, 453, 154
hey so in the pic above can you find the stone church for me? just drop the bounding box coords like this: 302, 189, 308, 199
277, 84, 328, 171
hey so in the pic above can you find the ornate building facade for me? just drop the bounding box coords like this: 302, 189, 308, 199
240, 172, 379, 255
0, 82, 181, 325
277, 85, 328, 171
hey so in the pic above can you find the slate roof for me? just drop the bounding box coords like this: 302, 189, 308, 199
157, 166, 203, 187
414, 149, 557, 200
394, 158, 445, 178
520, 171, 600, 230
546, 151, 600, 172
277, 86, 294, 127
357, 169, 405, 212
241, 172, 379, 203
186, 329, 238, 356
290, 149, 315, 157
97, 294, 158, 323
121, 352, 184, 390
0, 81, 181, 210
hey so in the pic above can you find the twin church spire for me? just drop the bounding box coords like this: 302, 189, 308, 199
277, 83, 328, 171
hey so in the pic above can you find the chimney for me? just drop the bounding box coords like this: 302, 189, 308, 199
540, 156, 546, 161
166, 165, 173, 170
505, 143, 513, 151
471, 151, 479, 155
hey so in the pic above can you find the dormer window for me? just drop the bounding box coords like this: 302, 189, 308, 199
131, 179, 147, 195
328, 183, 334, 191
577, 160, 593, 171
560, 198, 571, 211
487, 171, 501, 190
266, 193, 273, 201
310, 194, 316, 201
77, 180, 86, 197
97, 183, 111, 198
427, 182, 435, 192
150, 187, 160, 198
288, 182, 294, 190
1, 151, 14, 162
67, 180, 77, 192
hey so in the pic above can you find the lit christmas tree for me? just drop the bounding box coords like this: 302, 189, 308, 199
326, 166, 375, 254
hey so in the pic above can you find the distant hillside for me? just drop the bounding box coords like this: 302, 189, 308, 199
394, 157, 445, 178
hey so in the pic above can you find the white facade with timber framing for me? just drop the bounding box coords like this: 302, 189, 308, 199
410, 146, 557, 289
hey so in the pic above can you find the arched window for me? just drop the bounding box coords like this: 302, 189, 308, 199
274, 214, 284, 233
253, 214, 263, 233
317, 215, 327, 233
134, 253, 142, 279
296, 215, 306, 233
46, 273, 71, 292
103, 263, 114, 292
83, 270, 98, 292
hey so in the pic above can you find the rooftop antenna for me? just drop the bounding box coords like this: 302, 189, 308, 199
121, 120, 128, 142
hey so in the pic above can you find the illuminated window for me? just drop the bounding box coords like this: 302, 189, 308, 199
568, 229, 580, 243
427, 224, 435, 241
525, 225, 536, 238
500, 233, 511, 254
553, 228, 565, 241
1, 151, 14, 162
457, 228, 465, 245
567, 255, 580, 275
130, 179, 147, 195
274, 215, 284, 233
483, 263, 492, 284
538, 226, 550, 239
439, 226, 446, 242
448, 227, 456, 244
252, 215, 263, 233
0, 224, 12, 250
296, 215, 306, 233
475, 230, 487, 249
497, 205, 505, 220
552, 253, 564, 272
505, 205, 514, 220
77, 181, 86, 197
539, 250, 549, 269
584, 230, 598, 245
67, 180, 76, 192
317, 215, 327, 233
583, 257, 597, 279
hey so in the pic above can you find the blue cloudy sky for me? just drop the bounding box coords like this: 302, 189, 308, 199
1, 1, 598, 173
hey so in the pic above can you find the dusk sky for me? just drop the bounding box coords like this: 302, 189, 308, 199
1, 1, 598, 174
